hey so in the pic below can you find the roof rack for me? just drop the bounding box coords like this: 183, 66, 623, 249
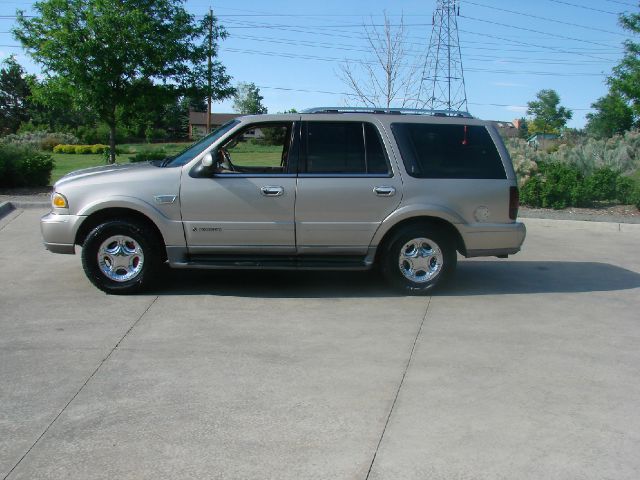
302, 107, 474, 118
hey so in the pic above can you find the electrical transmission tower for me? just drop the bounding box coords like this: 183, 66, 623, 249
417, 0, 468, 112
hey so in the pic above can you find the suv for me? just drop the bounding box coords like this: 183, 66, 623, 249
41, 108, 526, 294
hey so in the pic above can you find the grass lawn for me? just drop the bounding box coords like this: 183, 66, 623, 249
50, 141, 283, 184
50, 142, 190, 184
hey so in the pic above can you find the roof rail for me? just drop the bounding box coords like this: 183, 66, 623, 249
301, 107, 474, 118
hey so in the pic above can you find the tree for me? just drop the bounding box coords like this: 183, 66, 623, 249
0, 56, 33, 134
585, 92, 634, 138
14, 0, 230, 163
516, 117, 529, 139
338, 12, 418, 108
527, 89, 573, 136
196, 10, 235, 133
233, 82, 267, 114
608, 7, 640, 123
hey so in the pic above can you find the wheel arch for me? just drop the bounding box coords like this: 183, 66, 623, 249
374, 216, 467, 262
75, 208, 167, 261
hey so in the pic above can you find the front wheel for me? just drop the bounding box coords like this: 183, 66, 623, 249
381, 225, 457, 294
81, 220, 161, 294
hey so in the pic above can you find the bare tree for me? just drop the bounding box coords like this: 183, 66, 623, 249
338, 13, 419, 108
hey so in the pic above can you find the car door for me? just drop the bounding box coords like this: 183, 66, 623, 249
180, 121, 299, 254
295, 119, 402, 255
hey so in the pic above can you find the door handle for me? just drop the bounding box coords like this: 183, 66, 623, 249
260, 185, 284, 197
373, 186, 396, 197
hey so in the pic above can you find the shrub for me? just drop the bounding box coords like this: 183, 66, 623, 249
91, 144, 108, 154
1, 131, 79, 151
53, 144, 109, 154
129, 149, 167, 163
520, 161, 640, 209
538, 162, 584, 209
0, 144, 54, 187
584, 167, 618, 202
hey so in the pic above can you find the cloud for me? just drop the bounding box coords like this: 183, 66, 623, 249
505, 105, 528, 113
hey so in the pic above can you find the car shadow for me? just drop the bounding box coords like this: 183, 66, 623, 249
151, 260, 640, 298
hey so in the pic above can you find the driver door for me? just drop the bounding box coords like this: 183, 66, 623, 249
180, 121, 298, 254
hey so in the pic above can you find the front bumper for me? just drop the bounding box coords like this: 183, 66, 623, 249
41, 212, 85, 255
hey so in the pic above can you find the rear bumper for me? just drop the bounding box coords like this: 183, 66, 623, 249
41, 212, 85, 255
460, 221, 526, 258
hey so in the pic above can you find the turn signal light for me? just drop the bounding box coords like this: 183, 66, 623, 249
52, 192, 68, 209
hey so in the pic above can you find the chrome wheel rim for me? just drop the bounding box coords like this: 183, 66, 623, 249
398, 237, 444, 284
97, 235, 145, 282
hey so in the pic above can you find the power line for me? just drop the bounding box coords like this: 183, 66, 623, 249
229, 34, 617, 65
461, 15, 624, 49
544, 0, 621, 15
600, 0, 637, 8
458, 28, 615, 63
254, 84, 594, 111
222, 46, 607, 76
463, 0, 628, 37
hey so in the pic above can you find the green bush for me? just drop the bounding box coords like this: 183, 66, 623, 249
74, 145, 93, 154
520, 162, 640, 209
0, 144, 54, 187
585, 167, 618, 202
53, 144, 109, 154
539, 162, 584, 209
91, 144, 108, 154
129, 149, 167, 163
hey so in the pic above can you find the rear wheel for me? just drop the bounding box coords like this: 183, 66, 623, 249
381, 225, 456, 294
81, 220, 161, 294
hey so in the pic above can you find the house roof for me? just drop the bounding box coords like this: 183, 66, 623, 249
189, 111, 239, 126
527, 133, 560, 142
488, 120, 515, 129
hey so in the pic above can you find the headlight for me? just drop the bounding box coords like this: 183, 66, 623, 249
51, 192, 68, 209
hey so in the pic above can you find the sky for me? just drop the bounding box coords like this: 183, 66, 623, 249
0, 0, 637, 128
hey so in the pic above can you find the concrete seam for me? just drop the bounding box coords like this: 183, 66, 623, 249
0, 209, 23, 233
364, 297, 432, 480
2, 296, 159, 480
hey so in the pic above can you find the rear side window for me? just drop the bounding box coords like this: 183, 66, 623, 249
391, 123, 506, 179
304, 122, 390, 174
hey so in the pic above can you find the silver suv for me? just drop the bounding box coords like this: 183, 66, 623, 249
41, 108, 526, 294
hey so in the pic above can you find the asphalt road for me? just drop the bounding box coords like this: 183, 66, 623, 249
1, 209, 639, 480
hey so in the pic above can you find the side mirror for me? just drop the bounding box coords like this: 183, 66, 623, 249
202, 151, 214, 168
190, 149, 217, 178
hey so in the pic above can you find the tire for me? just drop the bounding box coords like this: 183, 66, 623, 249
81, 220, 162, 294
381, 225, 457, 295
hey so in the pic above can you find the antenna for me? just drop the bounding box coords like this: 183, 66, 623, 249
417, 0, 468, 112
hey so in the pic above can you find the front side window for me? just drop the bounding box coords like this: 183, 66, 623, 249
164, 120, 239, 167
304, 122, 390, 175
391, 123, 506, 179
217, 123, 293, 174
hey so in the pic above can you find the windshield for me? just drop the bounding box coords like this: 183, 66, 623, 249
163, 120, 239, 167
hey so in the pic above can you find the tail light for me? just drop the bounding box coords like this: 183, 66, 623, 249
509, 186, 519, 220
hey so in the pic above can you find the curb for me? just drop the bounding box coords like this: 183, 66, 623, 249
9, 201, 50, 209
0, 201, 15, 219
521, 217, 640, 233
1, 200, 639, 233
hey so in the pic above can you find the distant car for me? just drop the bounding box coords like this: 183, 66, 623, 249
41, 107, 525, 294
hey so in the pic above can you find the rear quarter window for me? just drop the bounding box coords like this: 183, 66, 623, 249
391, 123, 506, 179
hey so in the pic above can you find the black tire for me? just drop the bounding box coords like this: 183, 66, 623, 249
81, 220, 162, 294
380, 224, 457, 294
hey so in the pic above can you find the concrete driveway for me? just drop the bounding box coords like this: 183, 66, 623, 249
1, 208, 639, 480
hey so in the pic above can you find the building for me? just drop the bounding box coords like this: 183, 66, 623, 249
488, 120, 518, 138
527, 133, 560, 149
188, 111, 238, 139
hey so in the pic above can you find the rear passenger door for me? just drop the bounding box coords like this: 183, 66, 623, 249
295, 120, 402, 254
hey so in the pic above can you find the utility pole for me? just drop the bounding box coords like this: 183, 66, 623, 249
417, 0, 468, 112
206, 6, 213, 133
